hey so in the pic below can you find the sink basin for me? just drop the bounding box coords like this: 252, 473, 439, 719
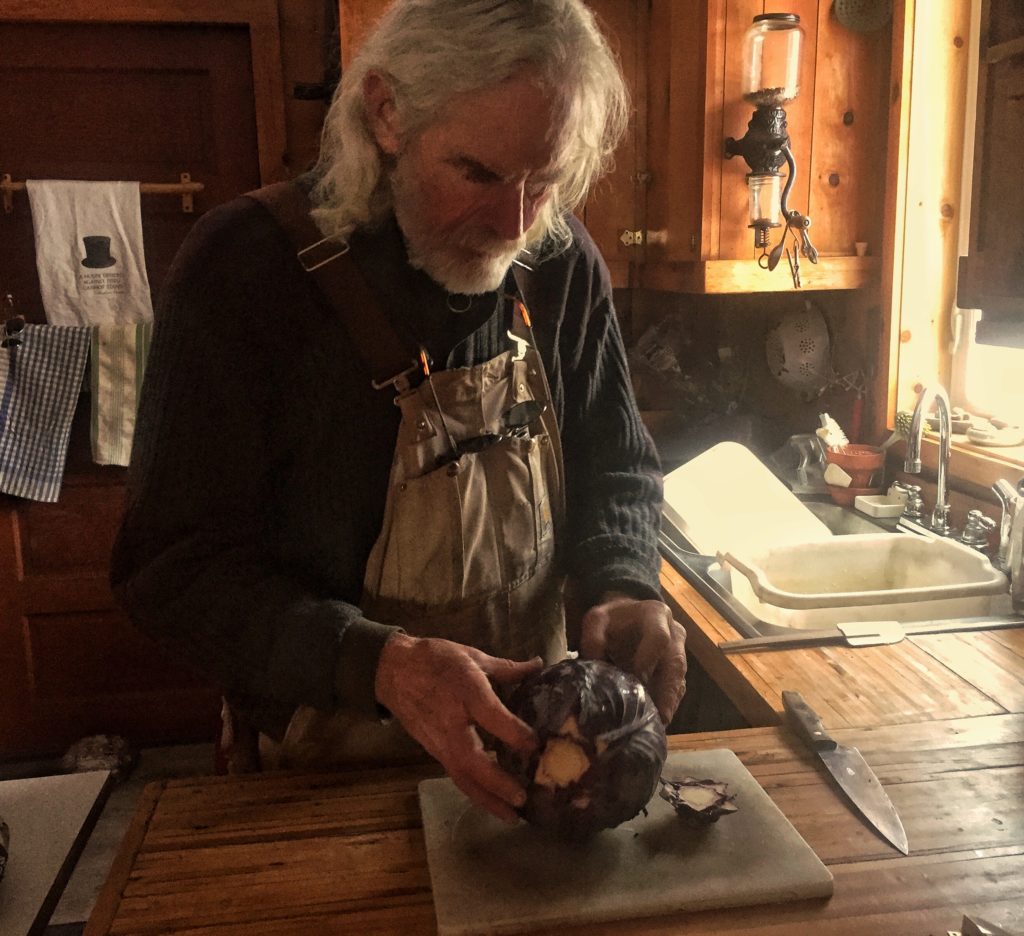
659, 501, 1013, 636
720, 533, 1012, 629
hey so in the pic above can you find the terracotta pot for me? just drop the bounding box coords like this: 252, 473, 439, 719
824, 444, 885, 489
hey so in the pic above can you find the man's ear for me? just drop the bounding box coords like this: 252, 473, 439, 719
363, 70, 401, 156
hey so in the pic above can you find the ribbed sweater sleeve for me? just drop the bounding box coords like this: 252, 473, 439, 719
538, 217, 664, 611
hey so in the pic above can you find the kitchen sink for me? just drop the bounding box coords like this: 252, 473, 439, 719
659, 498, 1014, 638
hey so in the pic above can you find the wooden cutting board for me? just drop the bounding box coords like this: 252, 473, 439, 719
419, 748, 833, 935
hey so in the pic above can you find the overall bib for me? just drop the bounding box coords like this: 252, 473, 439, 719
268, 307, 568, 769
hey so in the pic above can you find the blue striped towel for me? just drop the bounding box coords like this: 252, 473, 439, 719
0, 323, 91, 502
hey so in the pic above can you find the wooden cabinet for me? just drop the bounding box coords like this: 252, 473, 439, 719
638, 0, 892, 292
337, 0, 891, 293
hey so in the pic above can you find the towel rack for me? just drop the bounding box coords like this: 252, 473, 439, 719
1, 172, 204, 215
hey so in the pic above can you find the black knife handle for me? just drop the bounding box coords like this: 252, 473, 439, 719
782, 690, 837, 750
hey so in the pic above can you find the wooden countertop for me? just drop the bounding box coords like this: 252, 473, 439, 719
84, 718, 1023, 935
660, 560, 1024, 731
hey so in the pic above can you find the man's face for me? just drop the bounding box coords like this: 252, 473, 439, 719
372, 71, 566, 295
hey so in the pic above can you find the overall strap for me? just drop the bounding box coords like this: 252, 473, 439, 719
247, 181, 418, 391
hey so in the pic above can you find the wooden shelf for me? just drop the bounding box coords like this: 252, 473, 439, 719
638, 256, 880, 294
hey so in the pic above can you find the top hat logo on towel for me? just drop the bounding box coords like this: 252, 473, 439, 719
81, 235, 117, 269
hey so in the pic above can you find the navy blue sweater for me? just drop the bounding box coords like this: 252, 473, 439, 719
111, 195, 663, 739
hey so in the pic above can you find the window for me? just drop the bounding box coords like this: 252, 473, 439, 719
951, 0, 1024, 438
887, 0, 1024, 488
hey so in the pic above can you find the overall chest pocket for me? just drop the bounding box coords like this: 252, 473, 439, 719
374, 433, 554, 607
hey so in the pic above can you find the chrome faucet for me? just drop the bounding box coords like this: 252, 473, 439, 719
904, 383, 954, 535
992, 478, 1024, 610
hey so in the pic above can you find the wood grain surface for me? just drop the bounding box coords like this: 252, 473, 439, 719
83, 718, 1023, 935
659, 559, 1024, 729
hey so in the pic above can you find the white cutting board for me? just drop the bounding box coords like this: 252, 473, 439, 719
662, 441, 832, 556
419, 748, 833, 936
0, 770, 112, 936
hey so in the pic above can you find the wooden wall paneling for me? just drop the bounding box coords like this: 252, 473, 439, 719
701, 0, 730, 262
0, 0, 287, 187
891, 0, 972, 416
279, 0, 333, 175
645, 0, 712, 266
808, 0, 892, 257
875, 0, 914, 433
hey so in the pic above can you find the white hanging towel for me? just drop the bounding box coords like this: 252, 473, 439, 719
90, 322, 153, 466
0, 323, 92, 502
26, 180, 154, 326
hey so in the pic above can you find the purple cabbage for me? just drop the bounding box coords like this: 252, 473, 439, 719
497, 658, 668, 841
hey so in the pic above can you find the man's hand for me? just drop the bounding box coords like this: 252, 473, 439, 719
374, 633, 543, 823
579, 593, 687, 724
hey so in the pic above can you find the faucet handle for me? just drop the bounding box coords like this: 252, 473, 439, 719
891, 481, 924, 522
960, 509, 996, 551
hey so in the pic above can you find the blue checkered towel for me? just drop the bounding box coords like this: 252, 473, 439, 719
0, 323, 92, 502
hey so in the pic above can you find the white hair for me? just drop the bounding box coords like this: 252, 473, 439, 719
310, 0, 629, 255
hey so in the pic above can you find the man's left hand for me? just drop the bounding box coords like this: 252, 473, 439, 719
579, 593, 687, 724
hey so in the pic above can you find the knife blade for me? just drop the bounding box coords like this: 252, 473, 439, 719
782, 690, 909, 854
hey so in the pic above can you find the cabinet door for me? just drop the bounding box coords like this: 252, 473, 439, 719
579, 0, 645, 287
0, 16, 271, 757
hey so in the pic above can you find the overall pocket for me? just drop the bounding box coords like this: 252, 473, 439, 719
375, 435, 551, 606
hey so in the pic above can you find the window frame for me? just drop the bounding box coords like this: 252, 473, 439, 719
880, 0, 1024, 493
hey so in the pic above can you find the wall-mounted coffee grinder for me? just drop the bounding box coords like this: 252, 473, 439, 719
725, 13, 818, 285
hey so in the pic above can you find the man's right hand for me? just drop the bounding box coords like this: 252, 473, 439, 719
374, 633, 543, 823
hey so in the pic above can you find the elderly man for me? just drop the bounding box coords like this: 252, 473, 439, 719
112, 0, 686, 823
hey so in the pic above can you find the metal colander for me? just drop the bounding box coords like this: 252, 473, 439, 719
765, 302, 832, 396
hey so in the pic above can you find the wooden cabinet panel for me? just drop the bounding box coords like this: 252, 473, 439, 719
1, 490, 220, 759
338, 0, 390, 68
17, 485, 125, 577
25, 611, 208, 698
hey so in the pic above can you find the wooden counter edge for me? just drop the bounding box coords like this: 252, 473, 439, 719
660, 560, 781, 728
83, 779, 166, 936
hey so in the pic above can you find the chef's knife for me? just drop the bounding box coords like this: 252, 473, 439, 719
782, 690, 909, 855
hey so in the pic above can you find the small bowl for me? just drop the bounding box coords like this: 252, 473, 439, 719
827, 484, 883, 508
